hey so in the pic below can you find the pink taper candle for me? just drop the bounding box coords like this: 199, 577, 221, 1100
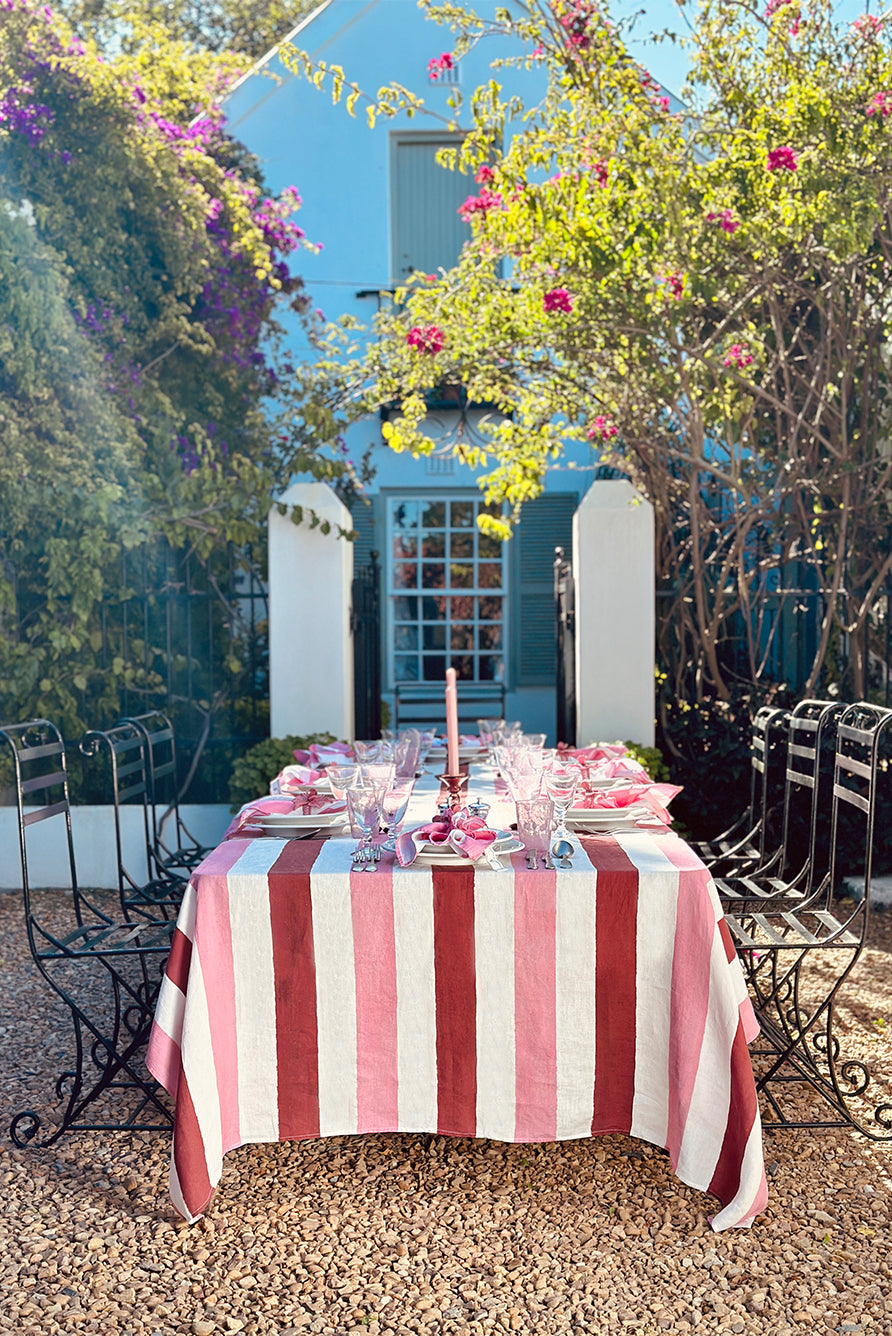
445, 666, 459, 776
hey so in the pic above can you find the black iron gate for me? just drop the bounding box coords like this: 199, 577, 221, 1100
352, 551, 381, 740
554, 546, 576, 746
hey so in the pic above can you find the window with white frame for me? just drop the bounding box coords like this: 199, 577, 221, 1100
388, 496, 505, 683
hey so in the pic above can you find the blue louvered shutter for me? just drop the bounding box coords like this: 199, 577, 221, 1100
510, 493, 578, 686
391, 136, 471, 282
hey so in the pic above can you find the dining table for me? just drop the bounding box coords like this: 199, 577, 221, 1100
145, 765, 768, 1231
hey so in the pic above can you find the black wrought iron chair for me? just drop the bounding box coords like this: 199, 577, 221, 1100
79, 722, 185, 922
726, 700, 892, 1136
0, 719, 173, 1148
714, 699, 845, 909
120, 710, 212, 880
691, 705, 791, 875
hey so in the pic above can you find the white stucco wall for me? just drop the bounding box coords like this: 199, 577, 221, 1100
0, 805, 231, 892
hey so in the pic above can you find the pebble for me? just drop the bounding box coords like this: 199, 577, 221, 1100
3, 886, 892, 1336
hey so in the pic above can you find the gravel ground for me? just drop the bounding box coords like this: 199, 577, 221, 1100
1, 888, 892, 1336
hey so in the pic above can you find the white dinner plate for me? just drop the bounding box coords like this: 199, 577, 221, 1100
257, 822, 323, 839
567, 803, 650, 826
416, 837, 524, 866
258, 810, 345, 829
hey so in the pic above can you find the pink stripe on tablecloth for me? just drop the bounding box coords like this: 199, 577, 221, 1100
433, 865, 477, 1136
351, 861, 399, 1132
269, 839, 323, 1139
587, 835, 640, 1134
650, 832, 716, 1163
192, 837, 248, 1152
514, 865, 557, 1141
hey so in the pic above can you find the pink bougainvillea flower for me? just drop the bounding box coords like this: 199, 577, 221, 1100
406, 325, 445, 355
475, 165, 495, 185
853, 13, 882, 34
723, 343, 754, 370
589, 158, 609, 187
706, 207, 740, 234
543, 287, 574, 314
457, 186, 503, 221
766, 145, 799, 171
867, 91, 892, 118
663, 271, 685, 300
587, 415, 618, 441
427, 52, 454, 79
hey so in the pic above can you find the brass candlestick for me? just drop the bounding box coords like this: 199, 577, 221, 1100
436, 772, 470, 812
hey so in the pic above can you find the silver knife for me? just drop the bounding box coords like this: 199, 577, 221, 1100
543, 848, 556, 871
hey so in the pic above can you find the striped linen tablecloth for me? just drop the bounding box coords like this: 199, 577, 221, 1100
146, 819, 767, 1231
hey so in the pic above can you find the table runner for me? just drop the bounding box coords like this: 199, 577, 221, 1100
147, 826, 766, 1231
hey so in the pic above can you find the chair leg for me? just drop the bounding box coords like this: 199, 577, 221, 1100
10, 951, 173, 1147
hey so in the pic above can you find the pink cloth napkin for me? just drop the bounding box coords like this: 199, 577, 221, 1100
271, 764, 324, 794
224, 793, 346, 838
292, 742, 354, 767
576, 781, 682, 823
582, 756, 650, 781
560, 744, 628, 763
396, 807, 498, 865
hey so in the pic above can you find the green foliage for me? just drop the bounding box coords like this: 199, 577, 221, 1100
0, 5, 354, 741
621, 741, 669, 785
58, 0, 317, 61
228, 732, 338, 810
297, 0, 892, 713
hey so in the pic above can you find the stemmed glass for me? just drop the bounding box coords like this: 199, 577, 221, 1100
544, 764, 579, 846
378, 778, 416, 843
345, 780, 387, 861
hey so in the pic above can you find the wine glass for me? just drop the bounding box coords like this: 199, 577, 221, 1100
327, 763, 360, 798
345, 780, 387, 857
544, 764, 579, 845
378, 778, 416, 841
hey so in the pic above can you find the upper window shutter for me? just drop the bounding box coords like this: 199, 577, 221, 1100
348, 496, 380, 569
391, 136, 470, 282
510, 493, 578, 686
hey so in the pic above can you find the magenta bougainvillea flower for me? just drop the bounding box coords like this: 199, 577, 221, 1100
853, 13, 883, 34
590, 158, 609, 187
766, 145, 799, 171
664, 271, 685, 300
543, 287, 574, 314
406, 325, 445, 355
765, 0, 800, 34
723, 344, 754, 370
706, 207, 740, 234
427, 52, 454, 79
457, 186, 503, 221
587, 416, 618, 441
867, 91, 892, 118
475, 165, 495, 185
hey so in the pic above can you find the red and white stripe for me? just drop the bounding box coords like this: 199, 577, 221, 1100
146, 828, 766, 1230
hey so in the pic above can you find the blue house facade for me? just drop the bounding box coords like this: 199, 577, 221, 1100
225, 0, 683, 737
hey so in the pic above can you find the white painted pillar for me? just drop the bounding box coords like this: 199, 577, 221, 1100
573, 479, 655, 747
268, 482, 354, 740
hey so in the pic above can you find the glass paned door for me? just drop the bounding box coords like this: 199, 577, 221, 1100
388, 496, 505, 683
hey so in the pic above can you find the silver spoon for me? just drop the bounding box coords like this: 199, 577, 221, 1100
552, 838, 574, 869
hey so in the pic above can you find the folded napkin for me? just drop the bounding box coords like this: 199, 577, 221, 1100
271, 764, 324, 794
583, 756, 650, 781
292, 741, 354, 767
560, 743, 628, 763
396, 807, 498, 866
224, 792, 346, 838
575, 781, 682, 823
